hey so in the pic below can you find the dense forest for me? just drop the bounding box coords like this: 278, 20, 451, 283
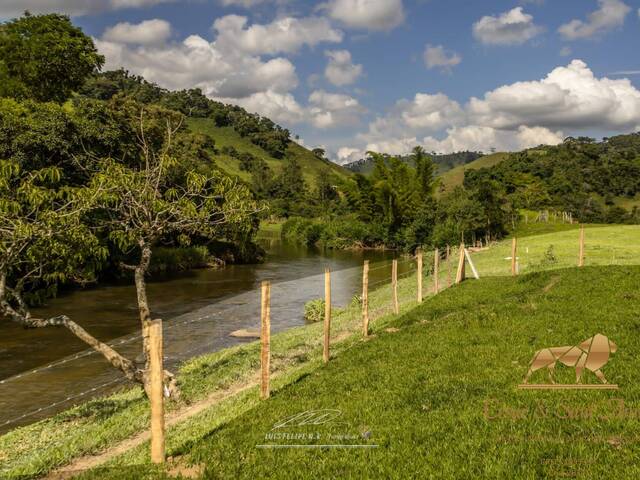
344, 150, 484, 175
465, 136, 640, 224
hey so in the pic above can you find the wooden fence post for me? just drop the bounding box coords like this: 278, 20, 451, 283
511, 237, 518, 276
260, 281, 271, 400
455, 244, 466, 284
417, 250, 423, 303
433, 248, 440, 294
362, 261, 369, 337
323, 268, 331, 363
149, 319, 165, 464
392, 259, 399, 314
578, 225, 585, 267
446, 245, 452, 288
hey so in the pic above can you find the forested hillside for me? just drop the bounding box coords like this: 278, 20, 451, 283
344, 150, 483, 175
464, 135, 640, 223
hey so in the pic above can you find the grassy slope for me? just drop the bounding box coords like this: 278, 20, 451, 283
87, 266, 640, 479
470, 225, 640, 278
0, 260, 421, 479
437, 152, 510, 194
187, 118, 351, 189
4, 225, 640, 478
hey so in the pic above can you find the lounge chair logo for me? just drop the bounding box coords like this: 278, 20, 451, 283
518, 334, 618, 390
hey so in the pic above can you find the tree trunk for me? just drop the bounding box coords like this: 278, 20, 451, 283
134, 243, 179, 398
135, 243, 153, 371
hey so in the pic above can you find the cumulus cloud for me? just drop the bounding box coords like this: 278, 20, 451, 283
213, 15, 342, 56
559, 0, 631, 40
323, 0, 405, 31
0, 0, 176, 17
103, 19, 171, 46
423, 44, 462, 72
225, 91, 306, 124
516, 126, 565, 148
343, 59, 639, 155
468, 59, 640, 131
96, 33, 299, 99
473, 7, 543, 45
337, 147, 365, 164
308, 90, 366, 128
324, 50, 363, 86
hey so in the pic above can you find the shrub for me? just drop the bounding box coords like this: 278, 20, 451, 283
304, 299, 325, 323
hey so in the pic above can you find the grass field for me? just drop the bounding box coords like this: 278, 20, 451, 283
3, 225, 640, 478
80, 266, 640, 479
186, 118, 351, 189
0, 261, 421, 479
469, 225, 640, 279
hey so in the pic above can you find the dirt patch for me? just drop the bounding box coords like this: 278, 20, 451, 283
44, 375, 259, 480
166, 457, 205, 479
543, 276, 562, 293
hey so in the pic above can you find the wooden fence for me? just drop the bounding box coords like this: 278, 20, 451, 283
147, 226, 591, 462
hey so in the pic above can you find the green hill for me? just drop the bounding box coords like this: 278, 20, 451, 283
187, 118, 351, 189
437, 151, 510, 194
344, 150, 483, 176
175, 266, 640, 479
70, 264, 640, 479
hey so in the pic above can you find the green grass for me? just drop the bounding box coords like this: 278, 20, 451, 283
469, 225, 640, 278
0, 259, 421, 479
186, 118, 351, 189
4, 224, 640, 478
81, 266, 640, 479
437, 152, 509, 194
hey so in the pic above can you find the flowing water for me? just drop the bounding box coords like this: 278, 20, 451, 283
0, 238, 412, 433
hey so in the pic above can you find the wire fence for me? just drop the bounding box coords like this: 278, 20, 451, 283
3, 224, 637, 447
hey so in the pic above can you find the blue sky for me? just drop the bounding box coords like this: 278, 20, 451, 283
4, 0, 640, 162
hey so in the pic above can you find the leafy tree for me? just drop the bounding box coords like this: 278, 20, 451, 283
412, 146, 437, 199
0, 13, 104, 103
0, 159, 146, 387
312, 148, 326, 160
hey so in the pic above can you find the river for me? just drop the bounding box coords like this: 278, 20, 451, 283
0, 237, 411, 433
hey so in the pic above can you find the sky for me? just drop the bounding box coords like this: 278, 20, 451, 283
3, 0, 640, 164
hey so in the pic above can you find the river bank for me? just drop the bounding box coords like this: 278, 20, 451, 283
0, 261, 423, 479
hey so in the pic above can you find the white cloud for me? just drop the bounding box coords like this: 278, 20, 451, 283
360, 93, 464, 147
336, 147, 365, 164
468, 59, 640, 131
516, 126, 564, 148
0, 0, 175, 17
308, 90, 366, 128
423, 44, 461, 72
559, 0, 630, 40
323, 0, 405, 31
473, 7, 543, 45
324, 50, 363, 86
344, 59, 639, 155
103, 19, 171, 46
225, 91, 306, 124
96, 33, 298, 98
213, 15, 342, 56
219, 0, 272, 6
